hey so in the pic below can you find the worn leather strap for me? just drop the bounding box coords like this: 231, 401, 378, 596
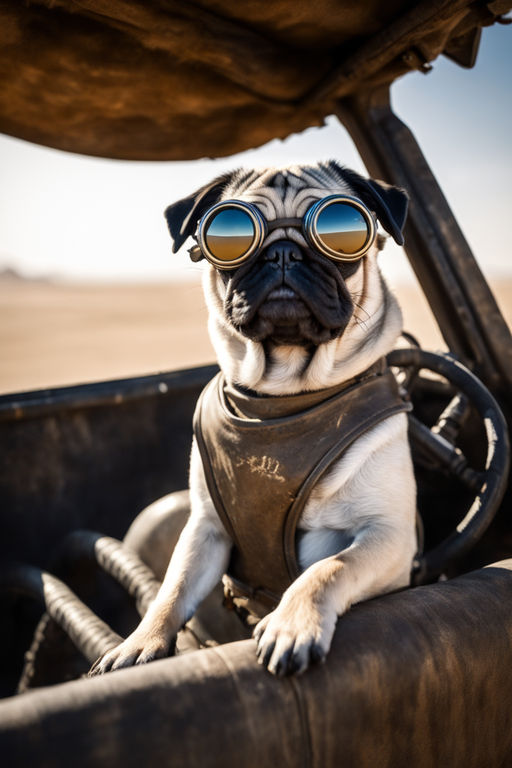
282, 374, 412, 582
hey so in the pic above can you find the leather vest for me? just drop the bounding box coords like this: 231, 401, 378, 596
193, 360, 411, 611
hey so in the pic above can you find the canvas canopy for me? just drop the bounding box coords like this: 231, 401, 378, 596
0, 0, 509, 160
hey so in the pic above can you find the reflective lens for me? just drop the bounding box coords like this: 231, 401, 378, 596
315, 202, 370, 255
204, 208, 256, 263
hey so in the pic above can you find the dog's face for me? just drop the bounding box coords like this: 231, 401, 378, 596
219, 233, 353, 348
165, 162, 408, 390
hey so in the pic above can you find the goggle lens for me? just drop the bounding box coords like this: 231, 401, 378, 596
315, 202, 369, 255
204, 207, 256, 263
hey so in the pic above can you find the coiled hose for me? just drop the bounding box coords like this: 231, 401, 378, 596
0, 561, 122, 664
1, 532, 162, 677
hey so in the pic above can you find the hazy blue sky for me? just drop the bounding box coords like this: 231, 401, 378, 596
0, 20, 510, 285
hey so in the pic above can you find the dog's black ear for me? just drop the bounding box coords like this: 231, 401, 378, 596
328, 162, 409, 246
164, 171, 237, 253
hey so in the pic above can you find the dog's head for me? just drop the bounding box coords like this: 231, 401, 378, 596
165, 162, 407, 351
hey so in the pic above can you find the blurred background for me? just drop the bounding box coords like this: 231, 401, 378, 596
0, 20, 510, 394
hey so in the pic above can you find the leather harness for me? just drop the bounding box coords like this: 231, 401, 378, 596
193, 359, 412, 616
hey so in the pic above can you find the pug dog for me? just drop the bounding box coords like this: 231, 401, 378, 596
90, 161, 417, 677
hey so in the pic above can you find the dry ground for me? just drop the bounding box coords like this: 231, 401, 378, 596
0, 275, 510, 394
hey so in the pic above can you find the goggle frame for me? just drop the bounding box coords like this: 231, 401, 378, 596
195, 195, 377, 270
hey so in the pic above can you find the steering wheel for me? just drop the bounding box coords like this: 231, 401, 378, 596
387, 347, 510, 586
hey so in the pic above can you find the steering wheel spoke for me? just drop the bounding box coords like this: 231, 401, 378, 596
387, 347, 509, 585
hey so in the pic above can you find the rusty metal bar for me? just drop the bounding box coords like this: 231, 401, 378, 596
336, 86, 512, 401
0, 364, 219, 423
2, 561, 512, 767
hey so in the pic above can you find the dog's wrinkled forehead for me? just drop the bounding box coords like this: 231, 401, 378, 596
221, 163, 360, 251
222, 164, 354, 219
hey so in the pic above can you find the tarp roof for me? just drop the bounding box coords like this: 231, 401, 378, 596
0, 0, 509, 160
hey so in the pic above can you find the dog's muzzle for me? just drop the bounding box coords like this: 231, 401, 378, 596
224, 239, 355, 346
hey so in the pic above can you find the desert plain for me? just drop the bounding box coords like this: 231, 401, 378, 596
0, 272, 510, 395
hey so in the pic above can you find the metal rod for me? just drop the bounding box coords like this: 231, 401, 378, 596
408, 414, 481, 492
337, 87, 512, 402
0, 364, 219, 423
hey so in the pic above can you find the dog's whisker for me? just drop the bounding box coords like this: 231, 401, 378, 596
350, 297, 371, 322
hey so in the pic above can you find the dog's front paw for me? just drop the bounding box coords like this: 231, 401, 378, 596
88, 629, 172, 676
253, 594, 337, 676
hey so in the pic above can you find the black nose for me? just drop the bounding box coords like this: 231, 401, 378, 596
263, 239, 303, 268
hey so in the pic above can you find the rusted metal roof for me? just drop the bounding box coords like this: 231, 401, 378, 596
0, 0, 510, 159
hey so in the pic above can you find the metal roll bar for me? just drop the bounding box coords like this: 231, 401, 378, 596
2, 560, 512, 768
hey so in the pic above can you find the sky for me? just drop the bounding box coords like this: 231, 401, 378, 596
0, 20, 510, 285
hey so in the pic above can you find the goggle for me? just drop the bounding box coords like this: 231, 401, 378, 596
192, 195, 377, 269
